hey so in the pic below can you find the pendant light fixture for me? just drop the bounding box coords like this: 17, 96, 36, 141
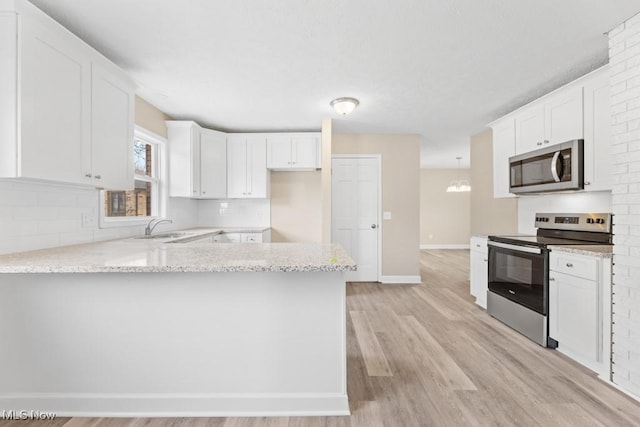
330, 97, 359, 115
446, 157, 471, 192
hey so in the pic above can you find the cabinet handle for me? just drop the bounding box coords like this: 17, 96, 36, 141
537, 142, 543, 146
549, 277, 555, 281
242, 192, 247, 195
584, 182, 591, 186
202, 191, 206, 195
476, 244, 481, 248
566, 263, 573, 268
483, 258, 488, 262
94, 175, 101, 180
85, 173, 92, 178
544, 140, 549, 144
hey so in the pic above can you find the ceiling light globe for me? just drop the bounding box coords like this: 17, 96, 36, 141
331, 97, 359, 115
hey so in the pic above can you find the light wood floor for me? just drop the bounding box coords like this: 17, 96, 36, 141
5, 250, 640, 426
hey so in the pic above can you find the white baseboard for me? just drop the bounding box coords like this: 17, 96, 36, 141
420, 244, 470, 250
0, 393, 350, 418
597, 379, 640, 403
380, 275, 422, 284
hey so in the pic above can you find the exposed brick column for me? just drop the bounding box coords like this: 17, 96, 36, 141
609, 12, 640, 399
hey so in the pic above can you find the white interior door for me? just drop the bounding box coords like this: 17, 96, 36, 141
332, 157, 380, 282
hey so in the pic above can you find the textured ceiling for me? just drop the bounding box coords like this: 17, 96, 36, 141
28, 0, 640, 168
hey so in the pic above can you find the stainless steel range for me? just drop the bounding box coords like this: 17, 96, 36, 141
487, 213, 612, 347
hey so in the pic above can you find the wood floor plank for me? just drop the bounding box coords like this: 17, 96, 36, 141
349, 310, 393, 377
399, 315, 477, 391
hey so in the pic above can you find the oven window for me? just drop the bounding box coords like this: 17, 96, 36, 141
488, 247, 547, 314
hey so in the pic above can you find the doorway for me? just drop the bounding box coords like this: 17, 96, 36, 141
331, 156, 381, 282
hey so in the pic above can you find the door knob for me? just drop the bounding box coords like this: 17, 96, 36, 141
371, 224, 377, 229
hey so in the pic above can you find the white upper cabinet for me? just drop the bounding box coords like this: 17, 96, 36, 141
167, 121, 227, 199
199, 129, 227, 198
489, 65, 611, 197
14, 7, 90, 184
90, 62, 135, 189
227, 134, 268, 198
515, 88, 583, 154
491, 118, 516, 198
583, 67, 612, 192
544, 87, 584, 146
0, 0, 136, 189
515, 104, 545, 154
266, 133, 320, 170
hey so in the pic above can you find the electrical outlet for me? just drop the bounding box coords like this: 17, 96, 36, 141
81, 211, 95, 228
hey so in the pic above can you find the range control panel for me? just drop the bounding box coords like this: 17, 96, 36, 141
535, 213, 612, 233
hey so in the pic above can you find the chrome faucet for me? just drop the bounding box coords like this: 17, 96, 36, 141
145, 218, 173, 236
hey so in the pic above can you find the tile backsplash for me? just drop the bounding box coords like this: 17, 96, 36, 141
0, 180, 198, 255
197, 198, 271, 228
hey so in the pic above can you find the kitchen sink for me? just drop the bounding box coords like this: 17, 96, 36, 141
135, 232, 194, 240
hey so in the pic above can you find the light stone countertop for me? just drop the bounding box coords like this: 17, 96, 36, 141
0, 230, 356, 273
548, 245, 613, 258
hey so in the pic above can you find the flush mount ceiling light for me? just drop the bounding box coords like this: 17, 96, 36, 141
330, 97, 359, 115
446, 157, 471, 192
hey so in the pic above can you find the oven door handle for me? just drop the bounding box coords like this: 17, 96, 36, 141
488, 241, 542, 254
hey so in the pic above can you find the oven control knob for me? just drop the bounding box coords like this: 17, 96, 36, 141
596, 218, 605, 224
587, 218, 595, 224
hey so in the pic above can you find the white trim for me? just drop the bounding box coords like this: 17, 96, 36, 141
0, 393, 350, 417
420, 244, 471, 249
98, 126, 168, 228
331, 154, 383, 282
380, 275, 422, 284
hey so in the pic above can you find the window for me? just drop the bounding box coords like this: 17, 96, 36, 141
100, 126, 167, 227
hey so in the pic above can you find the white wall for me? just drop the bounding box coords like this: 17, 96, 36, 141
0, 180, 198, 255
197, 199, 270, 228
609, 14, 640, 399
517, 191, 612, 234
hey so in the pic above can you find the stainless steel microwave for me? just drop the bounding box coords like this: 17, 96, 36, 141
509, 139, 584, 195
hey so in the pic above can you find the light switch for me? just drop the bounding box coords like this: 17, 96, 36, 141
383, 211, 392, 220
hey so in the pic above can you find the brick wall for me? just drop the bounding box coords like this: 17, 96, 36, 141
609, 12, 640, 399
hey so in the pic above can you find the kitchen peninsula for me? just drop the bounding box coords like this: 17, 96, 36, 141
0, 237, 355, 417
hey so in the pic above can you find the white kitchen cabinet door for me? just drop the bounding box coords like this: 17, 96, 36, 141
544, 87, 583, 146
266, 135, 292, 169
241, 233, 262, 243
470, 247, 488, 309
515, 104, 545, 154
0, 14, 18, 177
227, 135, 248, 198
167, 121, 200, 197
291, 136, 318, 168
90, 62, 135, 190
583, 68, 612, 192
199, 129, 227, 198
18, 14, 90, 184
491, 119, 516, 198
549, 271, 599, 365
266, 133, 319, 170
246, 136, 267, 198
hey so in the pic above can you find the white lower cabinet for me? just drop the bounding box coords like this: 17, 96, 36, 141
211, 232, 270, 243
469, 236, 488, 309
548, 251, 612, 377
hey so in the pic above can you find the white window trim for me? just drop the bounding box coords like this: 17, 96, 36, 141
99, 126, 168, 228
